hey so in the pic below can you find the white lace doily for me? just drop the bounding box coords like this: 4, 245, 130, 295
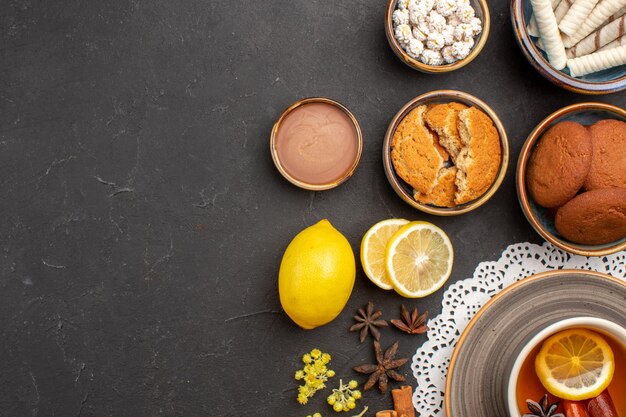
410, 241, 626, 417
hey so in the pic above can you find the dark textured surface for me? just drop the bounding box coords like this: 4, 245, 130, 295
0, 1, 624, 416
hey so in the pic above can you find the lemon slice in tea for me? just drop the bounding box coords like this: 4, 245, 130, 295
535, 328, 615, 401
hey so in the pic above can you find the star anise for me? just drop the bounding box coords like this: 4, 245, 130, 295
391, 304, 428, 335
353, 340, 408, 392
350, 302, 388, 343
523, 394, 564, 417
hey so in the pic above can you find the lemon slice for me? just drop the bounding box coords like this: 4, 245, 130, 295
535, 328, 615, 401
385, 221, 453, 298
360, 219, 410, 290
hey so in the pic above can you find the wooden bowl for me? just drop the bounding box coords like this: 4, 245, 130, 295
511, 0, 626, 94
516, 102, 626, 256
385, 0, 490, 73
382, 90, 509, 216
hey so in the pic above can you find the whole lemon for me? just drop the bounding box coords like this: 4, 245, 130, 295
279, 219, 356, 329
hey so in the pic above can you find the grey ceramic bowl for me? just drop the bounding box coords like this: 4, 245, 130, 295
445, 270, 626, 417
511, 0, 626, 94
516, 102, 626, 256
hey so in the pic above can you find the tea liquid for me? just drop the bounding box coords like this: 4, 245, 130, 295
516, 332, 626, 416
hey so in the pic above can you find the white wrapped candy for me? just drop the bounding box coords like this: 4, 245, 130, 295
393, 9, 410, 26
409, 8, 424, 25
395, 24, 414, 46
455, 4, 475, 22
413, 21, 431, 41
447, 13, 462, 26
406, 38, 425, 58
454, 23, 474, 40
409, 0, 431, 17
427, 31, 446, 50
452, 40, 473, 59
423, 0, 437, 10
436, 0, 458, 16
428, 11, 448, 31
442, 45, 457, 63
398, 0, 409, 10
442, 24, 456, 45
469, 16, 482, 35
420, 49, 444, 65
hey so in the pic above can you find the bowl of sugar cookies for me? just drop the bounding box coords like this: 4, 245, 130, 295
386, 0, 490, 72
383, 90, 509, 215
511, 0, 626, 94
517, 102, 626, 256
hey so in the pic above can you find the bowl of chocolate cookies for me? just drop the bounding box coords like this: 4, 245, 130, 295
517, 102, 626, 256
383, 90, 509, 215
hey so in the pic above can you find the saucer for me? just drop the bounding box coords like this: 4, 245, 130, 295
445, 269, 626, 417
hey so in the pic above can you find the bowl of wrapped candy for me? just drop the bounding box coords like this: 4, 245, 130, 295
385, 0, 491, 73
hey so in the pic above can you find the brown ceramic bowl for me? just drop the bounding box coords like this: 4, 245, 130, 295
270, 97, 363, 191
516, 102, 626, 256
385, 0, 491, 73
383, 90, 509, 216
511, 0, 626, 94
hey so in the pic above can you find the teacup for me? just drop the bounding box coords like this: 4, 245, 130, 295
507, 317, 626, 417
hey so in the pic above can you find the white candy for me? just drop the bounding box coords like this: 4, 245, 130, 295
393, 9, 410, 26
442, 45, 457, 63
455, 4, 475, 22
409, 0, 431, 16
420, 49, 444, 65
456, 0, 470, 7
452, 40, 473, 59
409, 8, 427, 25
413, 23, 430, 41
398, 0, 409, 10
469, 16, 482, 35
427, 31, 446, 50
436, 0, 458, 16
454, 23, 474, 40
395, 24, 414, 46
428, 11, 448, 31
442, 24, 456, 45
423, 0, 436, 10
406, 38, 425, 58
447, 13, 462, 26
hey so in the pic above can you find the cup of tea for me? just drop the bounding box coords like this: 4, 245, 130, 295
507, 317, 626, 417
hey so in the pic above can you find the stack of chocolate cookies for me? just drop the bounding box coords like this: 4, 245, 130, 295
527, 119, 626, 245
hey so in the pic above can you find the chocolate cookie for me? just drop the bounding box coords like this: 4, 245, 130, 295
527, 121, 592, 208
584, 119, 626, 191
555, 188, 626, 245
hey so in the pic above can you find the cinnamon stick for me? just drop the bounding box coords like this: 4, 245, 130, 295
585, 390, 618, 417
392, 386, 416, 417
563, 400, 589, 417
375, 411, 398, 417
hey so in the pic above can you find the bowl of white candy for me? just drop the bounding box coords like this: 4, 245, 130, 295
385, 0, 491, 73
512, 0, 626, 94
